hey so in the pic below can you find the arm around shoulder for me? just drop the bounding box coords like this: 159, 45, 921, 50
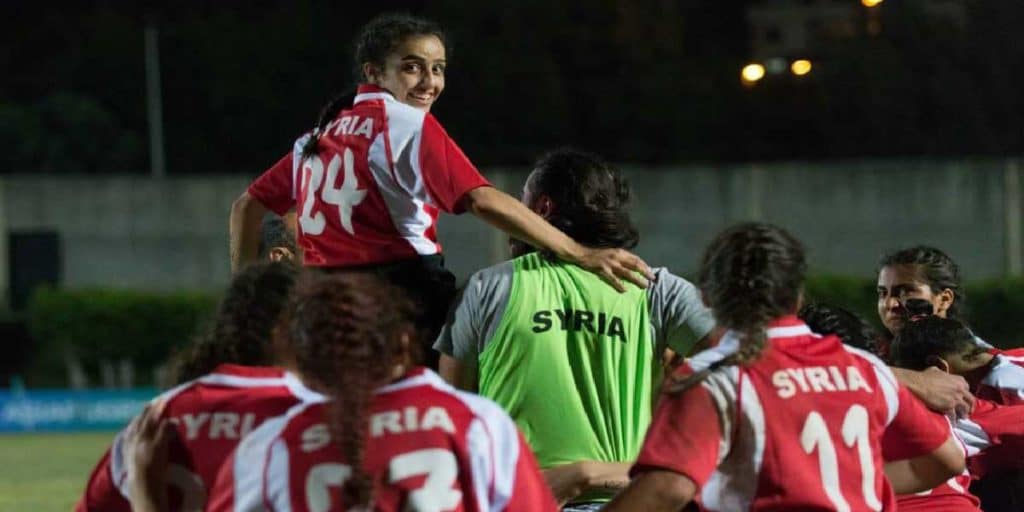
884, 434, 965, 494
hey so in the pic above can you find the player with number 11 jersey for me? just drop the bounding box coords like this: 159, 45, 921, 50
606, 223, 964, 512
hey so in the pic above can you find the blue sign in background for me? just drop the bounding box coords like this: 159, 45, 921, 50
0, 389, 158, 433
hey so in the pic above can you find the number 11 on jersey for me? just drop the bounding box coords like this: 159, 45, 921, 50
800, 405, 882, 512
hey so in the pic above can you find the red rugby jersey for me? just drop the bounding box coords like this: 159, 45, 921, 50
894, 414, 974, 512
632, 316, 951, 512
248, 84, 491, 267
896, 398, 1024, 511
207, 368, 557, 512
75, 364, 318, 512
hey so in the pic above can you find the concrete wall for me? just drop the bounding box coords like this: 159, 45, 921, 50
2, 158, 1020, 303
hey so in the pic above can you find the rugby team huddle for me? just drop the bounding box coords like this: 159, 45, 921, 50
73, 12, 1024, 512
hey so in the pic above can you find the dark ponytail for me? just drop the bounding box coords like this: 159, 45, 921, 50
668, 223, 806, 393
300, 91, 355, 160
286, 273, 419, 508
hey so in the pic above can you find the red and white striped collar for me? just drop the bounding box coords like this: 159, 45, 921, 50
376, 367, 446, 395
354, 83, 394, 105
765, 315, 814, 339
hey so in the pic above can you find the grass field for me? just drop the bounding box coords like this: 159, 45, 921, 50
0, 432, 115, 512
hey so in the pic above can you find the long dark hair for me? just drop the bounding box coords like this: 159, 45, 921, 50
879, 245, 966, 322
286, 272, 418, 507
300, 13, 447, 160
668, 222, 806, 393
171, 262, 298, 384
518, 148, 639, 254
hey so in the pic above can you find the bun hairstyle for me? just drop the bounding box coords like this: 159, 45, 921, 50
669, 223, 806, 393
301, 13, 447, 160
286, 272, 419, 507
526, 148, 639, 251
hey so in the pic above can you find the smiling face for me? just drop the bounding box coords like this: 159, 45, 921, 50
876, 264, 954, 334
363, 34, 446, 112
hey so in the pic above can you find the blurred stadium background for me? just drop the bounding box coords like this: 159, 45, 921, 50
2, 0, 1024, 509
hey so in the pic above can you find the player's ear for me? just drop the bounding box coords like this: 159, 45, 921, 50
363, 62, 381, 84
926, 355, 950, 373
268, 247, 295, 262
395, 329, 416, 374
934, 288, 955, 317
535, 195, 555, 219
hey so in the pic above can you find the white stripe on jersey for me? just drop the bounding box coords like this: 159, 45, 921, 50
354, 92, 392, 104
264, 436, 293, 511
239, 399, 326, 512
291, 134, 312, 201
980, 354, 1024, 400
766, 324, 813, 338
457, 395, 522, 512
700, 367, 765, 512
954, 417, 991, 458
688, 331, 741, 371
367, 131, 436, 255
841, 345, 900, 426
196, 373, 290, 389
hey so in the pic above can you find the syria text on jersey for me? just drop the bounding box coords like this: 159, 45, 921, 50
772, 366, 874, 399
531, 308, 627, 342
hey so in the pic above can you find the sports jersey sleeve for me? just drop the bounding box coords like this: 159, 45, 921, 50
630, 372, 724, 487
881, 385, 952, 461
248, 151, 296, 215
75, 447, 132, 512
960, 399, 1024, 477
418, 114, 490, 214
648, 269, 715, 356
433, 262, 513, 361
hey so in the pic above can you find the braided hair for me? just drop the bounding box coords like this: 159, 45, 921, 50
879, 246, 966, 323
668, 223, 806, 393
171, 261, 298, 384
300, 13, 447, 160
286, 272, 419, 508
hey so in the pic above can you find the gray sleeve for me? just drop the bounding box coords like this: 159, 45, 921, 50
648, 268, 716, 357
433, 261, 515, 361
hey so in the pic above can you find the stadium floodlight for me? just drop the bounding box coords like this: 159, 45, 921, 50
741, 63, 766, 84
862, 0, 883, 6
791, 59, 813, 76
